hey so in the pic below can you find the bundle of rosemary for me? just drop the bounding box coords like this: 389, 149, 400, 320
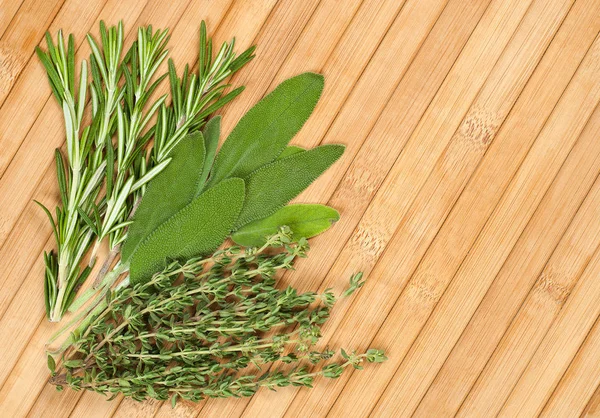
37, 22, 254, 321
48, 229, 385, 404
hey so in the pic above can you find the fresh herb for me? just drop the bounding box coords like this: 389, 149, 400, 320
129, 178, 245, 283
233, 144, 344, 228
100, 73, 343, 287
206, 72, 324, 187
36, 22, 255, 321
48, 229, 386, 403
120, 132, 206, 263
39, 22, 386, 404
232, 204, 340, 247
277, 145, 306, 159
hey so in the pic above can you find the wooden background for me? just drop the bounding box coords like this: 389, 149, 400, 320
1, 0, 600, 416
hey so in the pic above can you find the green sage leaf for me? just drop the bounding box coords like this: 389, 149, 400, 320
232, 204, 339, 246
207, 73, 324, 187
130, 178, 245, 284
198, 116, 221, 189
235, 144, 344, 228
122, 132, 206, 261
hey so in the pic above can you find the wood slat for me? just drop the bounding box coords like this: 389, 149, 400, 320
0, 0, 26, 38
242, 4, 465, 418
455, 57, 600, 418
582, 385, 600, 417
151, 1, 447, 417
209, 5, 442, 418
442, 82, 600, 418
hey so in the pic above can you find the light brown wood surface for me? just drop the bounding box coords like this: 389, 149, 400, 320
1, 0, 599, 416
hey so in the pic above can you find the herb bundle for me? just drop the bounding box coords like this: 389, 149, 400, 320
48, 229, 386, 404
36, 22, 254, 321
39, 21, 387, 404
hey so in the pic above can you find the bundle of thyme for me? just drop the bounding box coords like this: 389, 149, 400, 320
36, 22, 254, 321
47, 229, 386, 404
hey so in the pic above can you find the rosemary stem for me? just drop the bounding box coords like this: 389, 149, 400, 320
88, 239, 101, 267
92, 244, 121, 288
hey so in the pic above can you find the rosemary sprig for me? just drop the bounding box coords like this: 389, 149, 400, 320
47, 230, 386, 404
36, 22, 255, 321
94, 22, 255, 257
36, 28, 108, 321
90, 25, 171, 256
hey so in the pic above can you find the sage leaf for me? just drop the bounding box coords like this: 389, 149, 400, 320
198, 116, 221, 190
277, 145, 305, 159
130, 178, 245, 284
122, 132, 206, 261
232, 204, 340, 246
235, 144, 344, 228
207, 73, 324, 187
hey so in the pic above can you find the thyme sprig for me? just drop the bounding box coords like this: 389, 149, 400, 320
47, 230, 386, 404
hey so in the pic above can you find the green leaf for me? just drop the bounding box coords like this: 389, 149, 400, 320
34, 200, 58, 245
235, 144, 344, 228
63, 359, 84, 368
54, 149, 68, 207
122, 132, 206, 262
198, 116, 221, 190
129, 178, 245, 284
77, 207, 97, 235
47, 354, 56, 374
277, 145, 305, 160
366, 349, 387, 363
232, 204, 339, 246
208, 73, 324, 187
36, 46, 64, 103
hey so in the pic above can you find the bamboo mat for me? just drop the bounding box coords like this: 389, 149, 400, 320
1, 0, 600, 416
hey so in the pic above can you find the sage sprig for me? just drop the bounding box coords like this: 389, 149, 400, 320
36, 21, 254, 321
116, 74, 344, 288
129, 178, 246, 283
48, 229, 386, 404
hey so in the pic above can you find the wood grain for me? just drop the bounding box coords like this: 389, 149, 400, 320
371, 26, 600, 417
583, 384, 600, 417
415, 0, 600, 414
1, 0, 600, 416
